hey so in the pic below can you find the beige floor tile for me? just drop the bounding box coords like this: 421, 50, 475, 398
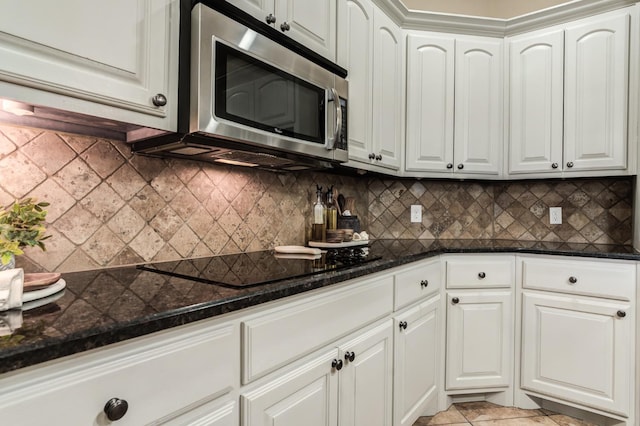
455, 402, 543, 422
413, 405, 470, 425
548, 414, 599, 426
471, 416, 559, 425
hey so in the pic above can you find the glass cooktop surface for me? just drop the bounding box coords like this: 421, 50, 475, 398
138, 247, 380, 288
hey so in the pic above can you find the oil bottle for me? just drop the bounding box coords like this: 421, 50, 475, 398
325, 186, 338, 231
311, 185, 326, 241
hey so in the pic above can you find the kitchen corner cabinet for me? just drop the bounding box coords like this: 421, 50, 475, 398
225, 0, 336, 61
0, 0, 179, 131
507, 7, 633, 177
519, 256, 635, 419
405, 34, 503, 177
444, 255, 514, 391
338, 0, 402, 172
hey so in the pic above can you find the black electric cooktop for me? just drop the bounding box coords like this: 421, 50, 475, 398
138, 247, 380, 288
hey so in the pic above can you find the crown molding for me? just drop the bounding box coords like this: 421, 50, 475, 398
374, 0, 637, 37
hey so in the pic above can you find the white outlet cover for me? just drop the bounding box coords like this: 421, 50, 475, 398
549, 207, 562, 224
411, 205, 422, 223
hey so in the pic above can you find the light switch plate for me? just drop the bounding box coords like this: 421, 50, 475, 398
549, 207, 562, 225
411, 205, 422, 223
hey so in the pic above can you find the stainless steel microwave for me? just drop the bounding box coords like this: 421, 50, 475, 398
132, 2, 348, 171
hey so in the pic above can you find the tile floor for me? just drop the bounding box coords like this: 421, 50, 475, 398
413, 401, 597, 426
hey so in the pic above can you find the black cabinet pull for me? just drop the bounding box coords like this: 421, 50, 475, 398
617, 310, 626, 318
399, 321, 408, 330
551, 162, 558, 169
265, 13, 276, 24
332, 359, 343, 370
452, 297, 459, 304
567, 161, 574, 168
104, 398, 128, 421
368, 153, 375, 160
345, 351, 356, 362
446, 163, 453, 169
568, 276, 578, 284
420, 279, 429, 288
375, 154, 382, 161
457, 164, 464, 170
478, 272, 486, 279
152, 93, 167, 107
280, 21, 290, 32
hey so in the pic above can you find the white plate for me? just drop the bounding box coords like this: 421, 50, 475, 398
22, 278, 66, 303
308, 240, 370, 248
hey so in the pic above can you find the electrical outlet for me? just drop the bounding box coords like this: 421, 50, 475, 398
549, 207, 562, 225
410, 205, 422, 223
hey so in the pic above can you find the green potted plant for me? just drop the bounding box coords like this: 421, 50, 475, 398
0, 198, 51, 270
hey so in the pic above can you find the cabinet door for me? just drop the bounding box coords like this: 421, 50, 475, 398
337, 0, 374, 164
564, 12, 629, 172
339, 321, 393, 426
521, 292, 632, 417
508, 29, 564, 175
275, 0, 336, 60
225, 0, 275, 25
394, 295, 441, 426
371, 8, 402, 170
446, 291, 511, 390
0, 0, 178, 130
163, 396, 237, 426
454, 37, 503, 175
241, 349, 339, 426
405, 34, 455, 173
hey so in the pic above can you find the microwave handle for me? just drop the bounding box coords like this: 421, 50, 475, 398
327, 88, 342, 150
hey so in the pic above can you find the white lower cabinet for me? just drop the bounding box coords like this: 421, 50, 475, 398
521, 292, 632, 417
446, 291, 512, 390
393, 294, 441, 426
241, 348, 340, 426
241, 320, 393, 426
0, 319, 239, 426
518, 255, 636, 419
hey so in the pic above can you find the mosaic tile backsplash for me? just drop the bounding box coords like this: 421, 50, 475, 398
0, 123, 634, 272
0, 124, 368, 272
368, 177, 633, 245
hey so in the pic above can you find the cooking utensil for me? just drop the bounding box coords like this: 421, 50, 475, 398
344, 197, 356, 215
332, 187, 341, 216
337, 194, 346, 214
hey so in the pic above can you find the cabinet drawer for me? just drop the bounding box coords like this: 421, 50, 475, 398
394, 258, 441, 310
445, 255, 514, 288
521, 257, 636, 300
0, 320, 238, 426
242, 274, 394, 384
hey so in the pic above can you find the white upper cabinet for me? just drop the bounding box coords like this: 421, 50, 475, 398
508, 29, 564, 175
564, 12, 629, 172
0, 0, 179, 131
507, 7, 635, 178
226, 0, 336, 60
405, 34, 502, 177
454, 37, 503, 175
338, 0, 402, 172
337, 0, 374, 165
405, 34, 455, 172
371, 7, 403, 171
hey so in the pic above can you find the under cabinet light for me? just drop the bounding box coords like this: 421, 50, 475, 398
1, 100, 34, 116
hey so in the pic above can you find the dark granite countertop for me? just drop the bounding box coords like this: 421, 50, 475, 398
1, 239, 638, 375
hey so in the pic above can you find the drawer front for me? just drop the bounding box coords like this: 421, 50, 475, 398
242, 274, 394, 384
0, 320, 238, 426
445, 255, 514, 288
394, 258, 441, 310
521, 257, 636, 300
